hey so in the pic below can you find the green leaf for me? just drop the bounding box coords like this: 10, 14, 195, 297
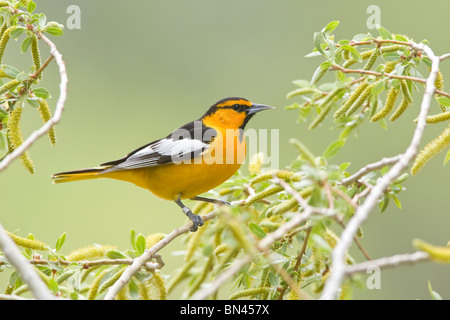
9, 27, 25, 39
248, 223, 267, 239
26, 98, 40, 108
340, 44, 361, 62
314, 32, 326, 57
55, 232, 66, 252
106, 250, 128, 259
130, 229, 136, 250
16, 72, 29, 82
322, 21, 339, 35
311, 61, 331, 85
377, 26, 392, 40
339, 162, 351, 171
38, 14, 47, 29
45, 27, 63, 37
428, 281, 443, 300
20, 36, 33, 53
436, 96, 450, 107
2, 65, 20, 78
48, 278, 59, 293
444, 149, 450, 166
322, 140, 345, 159
392, 195, 402, 209
0, 130, 8, 158
33, 87, 50, 99
27, 0, 36, 13
135, 234, 146, 255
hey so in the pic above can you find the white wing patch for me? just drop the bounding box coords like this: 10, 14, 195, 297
102, 138, 209, 172
137, 138, 207, 157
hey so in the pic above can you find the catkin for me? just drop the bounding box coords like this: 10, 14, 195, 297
411, 124, 450, 175
0, 79, 20, 95
312, 67, 328, 85
249, 169, 300, 186
38, 99, 56, 145
390, 98, 411, 121
245, 185, 284, 206
6, 231, 49, 251
400, 79, 413, 103
425, 111, 450, 124
67, 244, 116, 262
87, 270, 108, 300
0, 26, 16, 64
345, 82, 376, 117
342, 50, 373, 68
334, 80, 369, 118
31, 34, 41, 78
7, 106, 35, 174
371, 87, 400, 122
363, 50, 379, 71
384, 60, 399, 74
435, 71, 446, 112
151, 271, 167, 300
97, 267, 126, 294
228, 287, 270, 300
309, 87, 343, 130
56, 268, 77, 284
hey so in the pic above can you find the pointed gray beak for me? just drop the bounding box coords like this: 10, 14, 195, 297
247, 103, 275, 115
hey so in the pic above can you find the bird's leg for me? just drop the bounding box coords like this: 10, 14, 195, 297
175, 198, 204, 232
190, 196, 231, 206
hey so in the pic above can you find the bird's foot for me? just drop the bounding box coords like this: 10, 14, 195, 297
183, 208, 204, 232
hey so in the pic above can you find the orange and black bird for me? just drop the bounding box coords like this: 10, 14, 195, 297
52, 97, 274, 231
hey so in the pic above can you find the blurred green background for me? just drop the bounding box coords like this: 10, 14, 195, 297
1, 0, 449, 299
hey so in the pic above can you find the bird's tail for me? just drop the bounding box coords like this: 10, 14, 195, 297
51, 167, 108, 184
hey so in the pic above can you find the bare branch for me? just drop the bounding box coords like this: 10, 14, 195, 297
345, 251, 429, 276
341, 155, 402, 186
321, 42, 441, 300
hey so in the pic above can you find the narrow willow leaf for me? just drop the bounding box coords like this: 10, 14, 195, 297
136, 234, 146, 255
322, 140, 345, 159
248, 223, 267, 239
377, 25, 392, 40
322, 21, 339, 35
436, 96, 450, 107
444, 149, 450, 166
55, 232, 66, 252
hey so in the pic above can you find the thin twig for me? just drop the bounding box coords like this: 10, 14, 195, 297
345, 251, 429, 276
341, 155, 402, 186
321, 42, 442, 300
22, 254, 164, 271
330, 65, 450, 99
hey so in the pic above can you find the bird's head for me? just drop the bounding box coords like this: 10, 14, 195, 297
201, 97, 274, 129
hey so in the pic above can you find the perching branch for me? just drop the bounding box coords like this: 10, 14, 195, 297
320, 42, 443, 300
103, 203, 240, 300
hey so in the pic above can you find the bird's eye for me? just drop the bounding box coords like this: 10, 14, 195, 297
232, 104, 245, 112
